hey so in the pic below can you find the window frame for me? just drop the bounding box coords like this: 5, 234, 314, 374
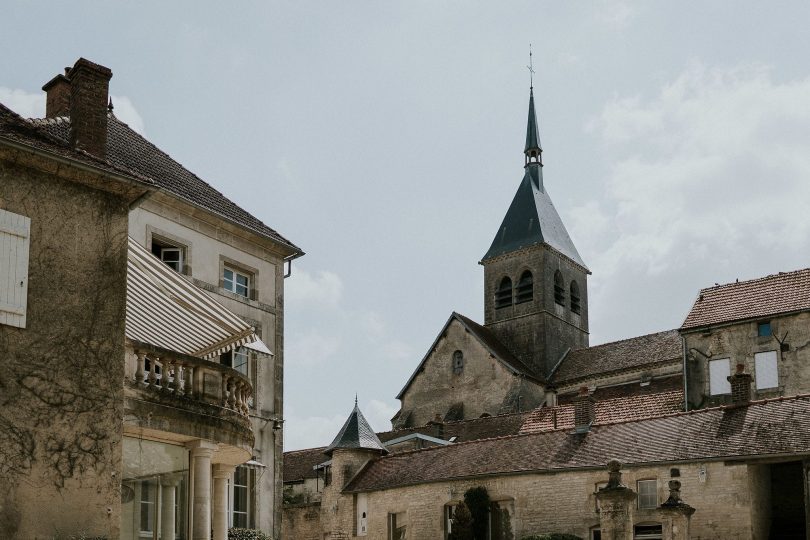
228, 465, 252, 528
452, 350, 464, 375
388, 511, 407, 540
754, 350, 779, 390
570, 280, 581, 314
553, 270, 565, 306
147, 227, 191, 275
223, 266, 251, 298
757, 321, 772, 337
637, 479, 658, 510
139, 478, 157, 535
495, 276, 513, 309
515, 270, 533, 304
708, 358, 731, 395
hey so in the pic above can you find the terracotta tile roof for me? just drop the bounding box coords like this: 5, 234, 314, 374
283, 446, 327, 483
681, 268, 810, 330
520, 390, 683, 434
551, 330, 681, 385
378, 411, 529, 445
31, 114, 301, 254
346, 395, 810, 492
557, 375, 683, 404
0, 103, 154, 186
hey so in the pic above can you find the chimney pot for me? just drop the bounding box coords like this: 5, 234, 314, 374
67, 57, 112, 159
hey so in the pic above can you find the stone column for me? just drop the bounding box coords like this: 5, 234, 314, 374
160, 475, 181, 540
595, 460, 636, 540
660, 480, 695, 540
188, 440, 219, 540
213, 464, 236, 540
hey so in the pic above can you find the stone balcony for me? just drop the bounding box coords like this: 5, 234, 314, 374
123, 340, 255, 453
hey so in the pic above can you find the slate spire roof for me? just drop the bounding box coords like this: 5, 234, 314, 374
324, 400, 387, 457
481, 89, 587, 269
524, 88, 542, 157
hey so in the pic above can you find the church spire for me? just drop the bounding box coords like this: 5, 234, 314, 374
524, 88, 543, 167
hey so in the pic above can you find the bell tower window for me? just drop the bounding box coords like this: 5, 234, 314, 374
515, 271, 533, 304
495, 277, 513, 309
554, 271, 565, 306
570, 280, 581, 314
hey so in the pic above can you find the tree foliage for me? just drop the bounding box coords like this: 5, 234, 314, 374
464, 486, 492, 540
450, 502, 473, 540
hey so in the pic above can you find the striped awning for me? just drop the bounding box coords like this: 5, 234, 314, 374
126, 236, 265, 359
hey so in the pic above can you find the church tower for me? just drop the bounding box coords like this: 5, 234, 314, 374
480, 87, 590, 379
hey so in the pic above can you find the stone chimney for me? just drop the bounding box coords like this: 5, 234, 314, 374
727, 363, 752, 405
573, 386, 595, 432
42, 68, 72, 118
68, 58, 112, 159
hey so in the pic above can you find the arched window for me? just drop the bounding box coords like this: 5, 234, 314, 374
495, 276, 513, 309
570, 280, 581, 314
515, 270, 533, 304
553, 271, 565, 306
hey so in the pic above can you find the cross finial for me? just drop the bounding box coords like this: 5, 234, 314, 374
355, 393, 358, 407
527, 44, 535, 89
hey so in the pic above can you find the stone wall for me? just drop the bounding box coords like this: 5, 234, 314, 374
0, 159, 131, 538
282, 502, 322, 540
684, 312, 810, 409
397, 318, 545, 427
325, 461, 765, 540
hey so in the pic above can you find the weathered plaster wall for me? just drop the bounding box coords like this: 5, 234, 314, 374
282, 502, 322, 540
684, 312, 810, 409
398, 318, 545, 427
0, 160, 130, 539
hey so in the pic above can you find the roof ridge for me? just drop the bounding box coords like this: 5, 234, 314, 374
699, 267, 810, 293
284, 446, 327, 455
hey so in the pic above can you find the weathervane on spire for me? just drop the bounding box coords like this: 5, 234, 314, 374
527, 43, 535, 89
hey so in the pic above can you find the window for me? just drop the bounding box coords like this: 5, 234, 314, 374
637, 480, 658, 509
230, 466, 251, 528
0, 208, 31, 329
755, 350, 778, 389
221, 347, 249, 376
515, 270, 533, 304
758, 321, 772, 337
445, 501, 513, 540
554, 270, 565, 306
495, 277, 513, 309
224, 266, 250, 297
570, 280, 581, 314
139, 479, 156, 534
590, 527, 602, 540
388, 512, 406, 540
151, 237, 185, 273
444, 505, 455, 538
452, 350, 464, 375
357, 493, 368, 536
634, 523, 663, 539
709, 358, 731, 395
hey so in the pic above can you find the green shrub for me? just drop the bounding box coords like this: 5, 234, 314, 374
228, 528, 273, 540
464, 486, 492, 540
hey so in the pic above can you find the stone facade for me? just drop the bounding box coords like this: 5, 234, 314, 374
0, 141, 138, 538
683, 311, 810, 410
483, 244, 589, 378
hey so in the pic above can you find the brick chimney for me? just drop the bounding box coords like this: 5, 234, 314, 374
727, 364, 752, 405
42, 68, 72, 118
68, 58, 112, 159
573, 386, 595, 432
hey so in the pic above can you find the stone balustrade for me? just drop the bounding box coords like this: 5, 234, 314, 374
127, 341, 252, 419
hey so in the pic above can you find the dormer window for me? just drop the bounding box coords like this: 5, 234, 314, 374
554, 271, 565, 306
495, 277, 513, 309
515, 271, 533, 304
570, 280, 581, 314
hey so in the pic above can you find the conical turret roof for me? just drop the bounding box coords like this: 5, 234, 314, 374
324, 400, 387, 457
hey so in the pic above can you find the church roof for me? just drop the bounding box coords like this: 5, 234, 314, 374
31, 114, 302, 255
550, 329, 682, 385
324, 401, 387, 457
395, 312, 543, 400
345, 393, 810, 492
481, 90, 586, 269
681, 267, 810, 330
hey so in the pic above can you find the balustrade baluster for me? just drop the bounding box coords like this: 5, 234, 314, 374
135, 351, 146, 384
147, 356, 158, 387
227, 377, 236, 410
161, 359, 172, 391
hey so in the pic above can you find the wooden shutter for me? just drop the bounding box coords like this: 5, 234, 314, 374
0, 208, 31, 328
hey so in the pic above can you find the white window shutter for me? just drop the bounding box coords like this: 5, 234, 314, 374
709, 358, 731, 395
0, 208, 31, 328
755, 351, 779, 389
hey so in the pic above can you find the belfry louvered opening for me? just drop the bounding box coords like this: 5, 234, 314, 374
554, 270, 565, 306
515, 270, 533, 304
495, 276, 513, 309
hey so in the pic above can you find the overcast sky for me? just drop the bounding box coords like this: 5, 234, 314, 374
4, 2, 810, 450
